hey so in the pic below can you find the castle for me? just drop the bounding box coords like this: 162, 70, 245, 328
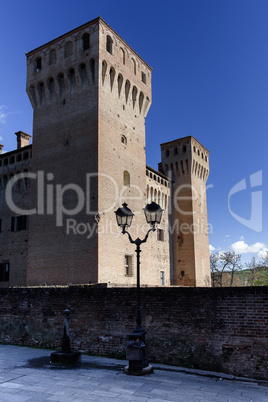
0, 17, 211, 288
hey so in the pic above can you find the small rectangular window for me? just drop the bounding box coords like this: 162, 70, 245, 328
11, 216, 29, 232
141, 72, 146, 84
0, 262, 9, 282
157, 228, 164, 242
124, 255, 133, 276
160, 271, 165, 285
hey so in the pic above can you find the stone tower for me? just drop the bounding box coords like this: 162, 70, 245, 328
25, 17, 152, 285
160, 137, 211, 286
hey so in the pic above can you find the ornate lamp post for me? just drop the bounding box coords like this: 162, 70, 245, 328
115, 201, 163, 375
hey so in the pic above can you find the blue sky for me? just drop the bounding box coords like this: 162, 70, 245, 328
0, 0, 267, 264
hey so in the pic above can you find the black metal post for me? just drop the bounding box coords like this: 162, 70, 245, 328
124, 232, 153, 375
135, 242, 143, 334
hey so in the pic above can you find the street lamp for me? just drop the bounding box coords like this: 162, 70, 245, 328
115, 201, 163, 375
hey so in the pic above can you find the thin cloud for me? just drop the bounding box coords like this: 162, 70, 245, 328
231, 240, 267, 256
209, 244, 221, 253
0, 105, 19, 124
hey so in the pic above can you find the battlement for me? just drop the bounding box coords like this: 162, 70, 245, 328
0, 144, 32, 191
26, 17, 152, 115
161, 136, 209, 182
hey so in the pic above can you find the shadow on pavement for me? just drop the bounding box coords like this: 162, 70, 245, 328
25, 356, 125, 371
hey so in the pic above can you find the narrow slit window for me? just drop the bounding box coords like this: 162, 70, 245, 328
124, 255, 133, 276
123, 170, 130, 186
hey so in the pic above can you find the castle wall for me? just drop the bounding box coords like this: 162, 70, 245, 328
26, 20, 101, 285
0, 286, 267, 380
97, 21, 159, 285
145, 167, 171, 285
0, 147, 31, 287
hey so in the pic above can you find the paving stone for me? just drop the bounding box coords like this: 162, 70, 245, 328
0, 345, 267, 402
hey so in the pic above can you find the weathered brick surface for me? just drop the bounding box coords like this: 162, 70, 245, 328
0, 286, 267, 380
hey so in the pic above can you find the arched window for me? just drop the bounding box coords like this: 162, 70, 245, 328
49, 49, 56, 65
81, 33, 90, 51
131, 58, 136, 75
123, 170, 130, 187
65, 41, 73, 58
3, 158, 8, 166
9, 156, 15, 164
106, 35, 113, 54
16, 154, 22, 162
120, 48, 125, 64
121, 135, 127, 145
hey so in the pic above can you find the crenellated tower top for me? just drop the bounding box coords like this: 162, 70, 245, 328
160, 136, 209, 183
26, 17, 152, 118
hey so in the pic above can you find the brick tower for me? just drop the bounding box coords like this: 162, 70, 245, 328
26, 17, 152, 285
160, 137, 211, 286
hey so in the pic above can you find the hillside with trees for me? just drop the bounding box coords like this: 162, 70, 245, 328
210, 251, 268, 287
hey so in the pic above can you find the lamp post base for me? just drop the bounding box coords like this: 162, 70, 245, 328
125, 329, 152, 375
124, 364, 153, 376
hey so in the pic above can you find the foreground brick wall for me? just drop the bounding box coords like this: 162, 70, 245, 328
0, 286, 267, 379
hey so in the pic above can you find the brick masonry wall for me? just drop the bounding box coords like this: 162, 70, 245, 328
0, 286, 267, 380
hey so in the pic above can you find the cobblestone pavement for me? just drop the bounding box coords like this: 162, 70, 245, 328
0, 345, 267, 401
